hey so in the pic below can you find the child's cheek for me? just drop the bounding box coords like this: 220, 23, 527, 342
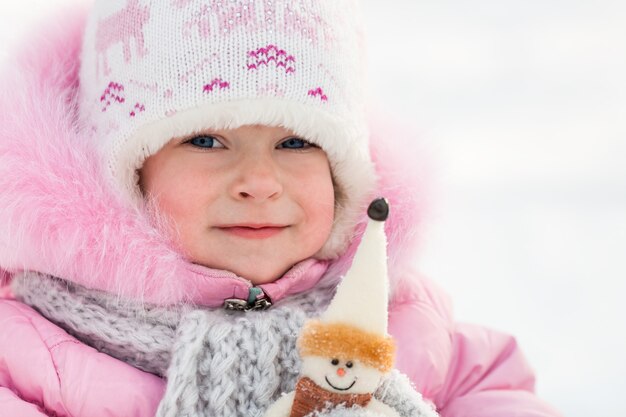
297, 157, 335, 230
144, 156, 213, 225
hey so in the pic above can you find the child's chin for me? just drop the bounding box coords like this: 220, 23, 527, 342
188, 244, 304, 283
218, 260, 288, 284
244, 268, 285, 285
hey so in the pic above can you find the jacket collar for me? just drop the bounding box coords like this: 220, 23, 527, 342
183, 258, 330, 309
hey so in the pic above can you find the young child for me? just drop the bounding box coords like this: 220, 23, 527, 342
0, 1, 563, 417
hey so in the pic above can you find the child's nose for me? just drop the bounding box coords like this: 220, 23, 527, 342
232, 157, 283, 201
337, 368, 346, 377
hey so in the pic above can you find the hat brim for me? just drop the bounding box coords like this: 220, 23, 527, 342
298, 320, 395, 373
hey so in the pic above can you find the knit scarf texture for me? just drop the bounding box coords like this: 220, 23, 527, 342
12, 272, 439, 417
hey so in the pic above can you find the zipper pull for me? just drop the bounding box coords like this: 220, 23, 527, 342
223, 287, 272, 311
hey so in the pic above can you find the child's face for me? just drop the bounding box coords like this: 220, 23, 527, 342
140, 124, 335, 285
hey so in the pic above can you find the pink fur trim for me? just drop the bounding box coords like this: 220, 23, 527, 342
0, 5, 197, 305
0, 5, 433, 305
369, 112, 436, 299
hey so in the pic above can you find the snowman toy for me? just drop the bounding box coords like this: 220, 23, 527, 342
263, 198, 401, 417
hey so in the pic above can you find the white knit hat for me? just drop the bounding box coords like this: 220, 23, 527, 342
78, 0, 375, 258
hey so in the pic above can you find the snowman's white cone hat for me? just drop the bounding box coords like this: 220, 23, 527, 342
322, 198, 390, 333
298, 198, 395, 373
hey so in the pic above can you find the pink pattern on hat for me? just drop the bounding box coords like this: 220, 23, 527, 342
283, 4, 330, 45
203, 78, 230, 93
247, 45, 295, 74
129, 102, 145, 117
129, 79, 158, 93
171, 0, 193, 7
258, 83, 286, 97
308, 87, 328, 102
182, 1, 259, 38
177, 1, 330, 46
179, 53, 219, 83
95, 0, 151, 77
100, 82, 125, 112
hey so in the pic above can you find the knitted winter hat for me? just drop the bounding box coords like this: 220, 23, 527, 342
298, 199, 396, 373
77, 0, 375, 259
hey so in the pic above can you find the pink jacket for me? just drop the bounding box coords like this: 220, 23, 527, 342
0, 6, 562, 417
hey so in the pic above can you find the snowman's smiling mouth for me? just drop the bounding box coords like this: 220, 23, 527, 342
325, 376, 357, 391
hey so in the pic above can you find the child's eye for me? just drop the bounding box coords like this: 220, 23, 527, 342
186, 135, 225, 149
278, 137, 316, 150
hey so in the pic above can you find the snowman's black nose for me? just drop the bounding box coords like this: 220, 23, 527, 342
367, 198, 389, 221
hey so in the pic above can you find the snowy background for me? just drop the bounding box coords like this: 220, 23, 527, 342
1, 1, 624, 416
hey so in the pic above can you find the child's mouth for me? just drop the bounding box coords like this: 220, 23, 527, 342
217, 225, 287, 239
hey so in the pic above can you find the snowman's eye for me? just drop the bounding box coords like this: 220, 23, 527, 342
331, 359, 339, 366
346, 361, 353, 368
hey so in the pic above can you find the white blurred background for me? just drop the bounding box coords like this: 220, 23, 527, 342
1, 1, 624, 416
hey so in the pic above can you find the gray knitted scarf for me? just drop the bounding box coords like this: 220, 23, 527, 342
12, 272, 438, 417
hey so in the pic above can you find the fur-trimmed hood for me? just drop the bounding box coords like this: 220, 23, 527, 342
0, 5, 432, 306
